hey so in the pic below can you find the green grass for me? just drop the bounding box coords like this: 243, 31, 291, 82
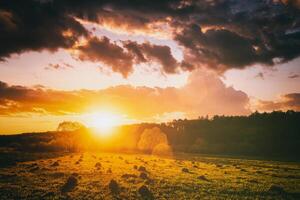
0, 151, 299, 199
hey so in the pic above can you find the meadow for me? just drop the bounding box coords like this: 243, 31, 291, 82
0, 151, 299, 200
1, 112, 299, 199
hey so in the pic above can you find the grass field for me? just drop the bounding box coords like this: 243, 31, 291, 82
0, 151, 299, 200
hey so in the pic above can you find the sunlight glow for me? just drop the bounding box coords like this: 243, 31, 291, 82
88, 112, 122, 136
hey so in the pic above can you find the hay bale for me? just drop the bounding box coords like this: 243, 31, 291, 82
29, 166, 39, 172
138, 166, 147, 172
71, 172, 79, 177
51, 172, 65, 178
108, 179, 119, 194
121, 174, 137, 179
95, 162, 101, 169
140, 172, 148, 179
61, 176, 78, 193
138, 185, 153, 199
197, 175, 209, 181
51, 161, 59, 167
182, 168, 189, 173
268, 185, 286, 194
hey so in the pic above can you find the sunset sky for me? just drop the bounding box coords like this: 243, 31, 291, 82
0, 0, 299, 134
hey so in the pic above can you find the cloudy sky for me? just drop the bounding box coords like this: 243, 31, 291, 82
0, 0, 299, 133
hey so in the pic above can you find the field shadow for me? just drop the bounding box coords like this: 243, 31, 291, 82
0, 148, 67, 168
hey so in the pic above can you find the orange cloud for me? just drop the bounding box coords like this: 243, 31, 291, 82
255, 93, 300, 112
0, 70, 250, 119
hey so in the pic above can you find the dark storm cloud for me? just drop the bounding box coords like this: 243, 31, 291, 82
175, 26, 264, 71
76, 36, 134, 77
174, 0, 300, 71
76, 37, 182, 76
280, 0, 300, 9
0, 0, 88, 60
123, 41, 180, 74
0, 0, 299, 74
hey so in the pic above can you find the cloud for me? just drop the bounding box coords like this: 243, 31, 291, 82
123, 41, 180, 74
76, 37, 134, 77
0, 0, 299, 75
288, 74, 299, 78
255, 93, 300, 111
0, 80, 83, 115
175, 26, 260, 71
0, 0, 88, 60
0, 10, 16, 31
44, 63, 74, 70
255, 72, 265, 79
279, 0, 300, 9
0, 70, 250, 118
75, 37, 182, 77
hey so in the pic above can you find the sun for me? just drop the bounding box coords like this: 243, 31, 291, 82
88, 112, 122, 136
